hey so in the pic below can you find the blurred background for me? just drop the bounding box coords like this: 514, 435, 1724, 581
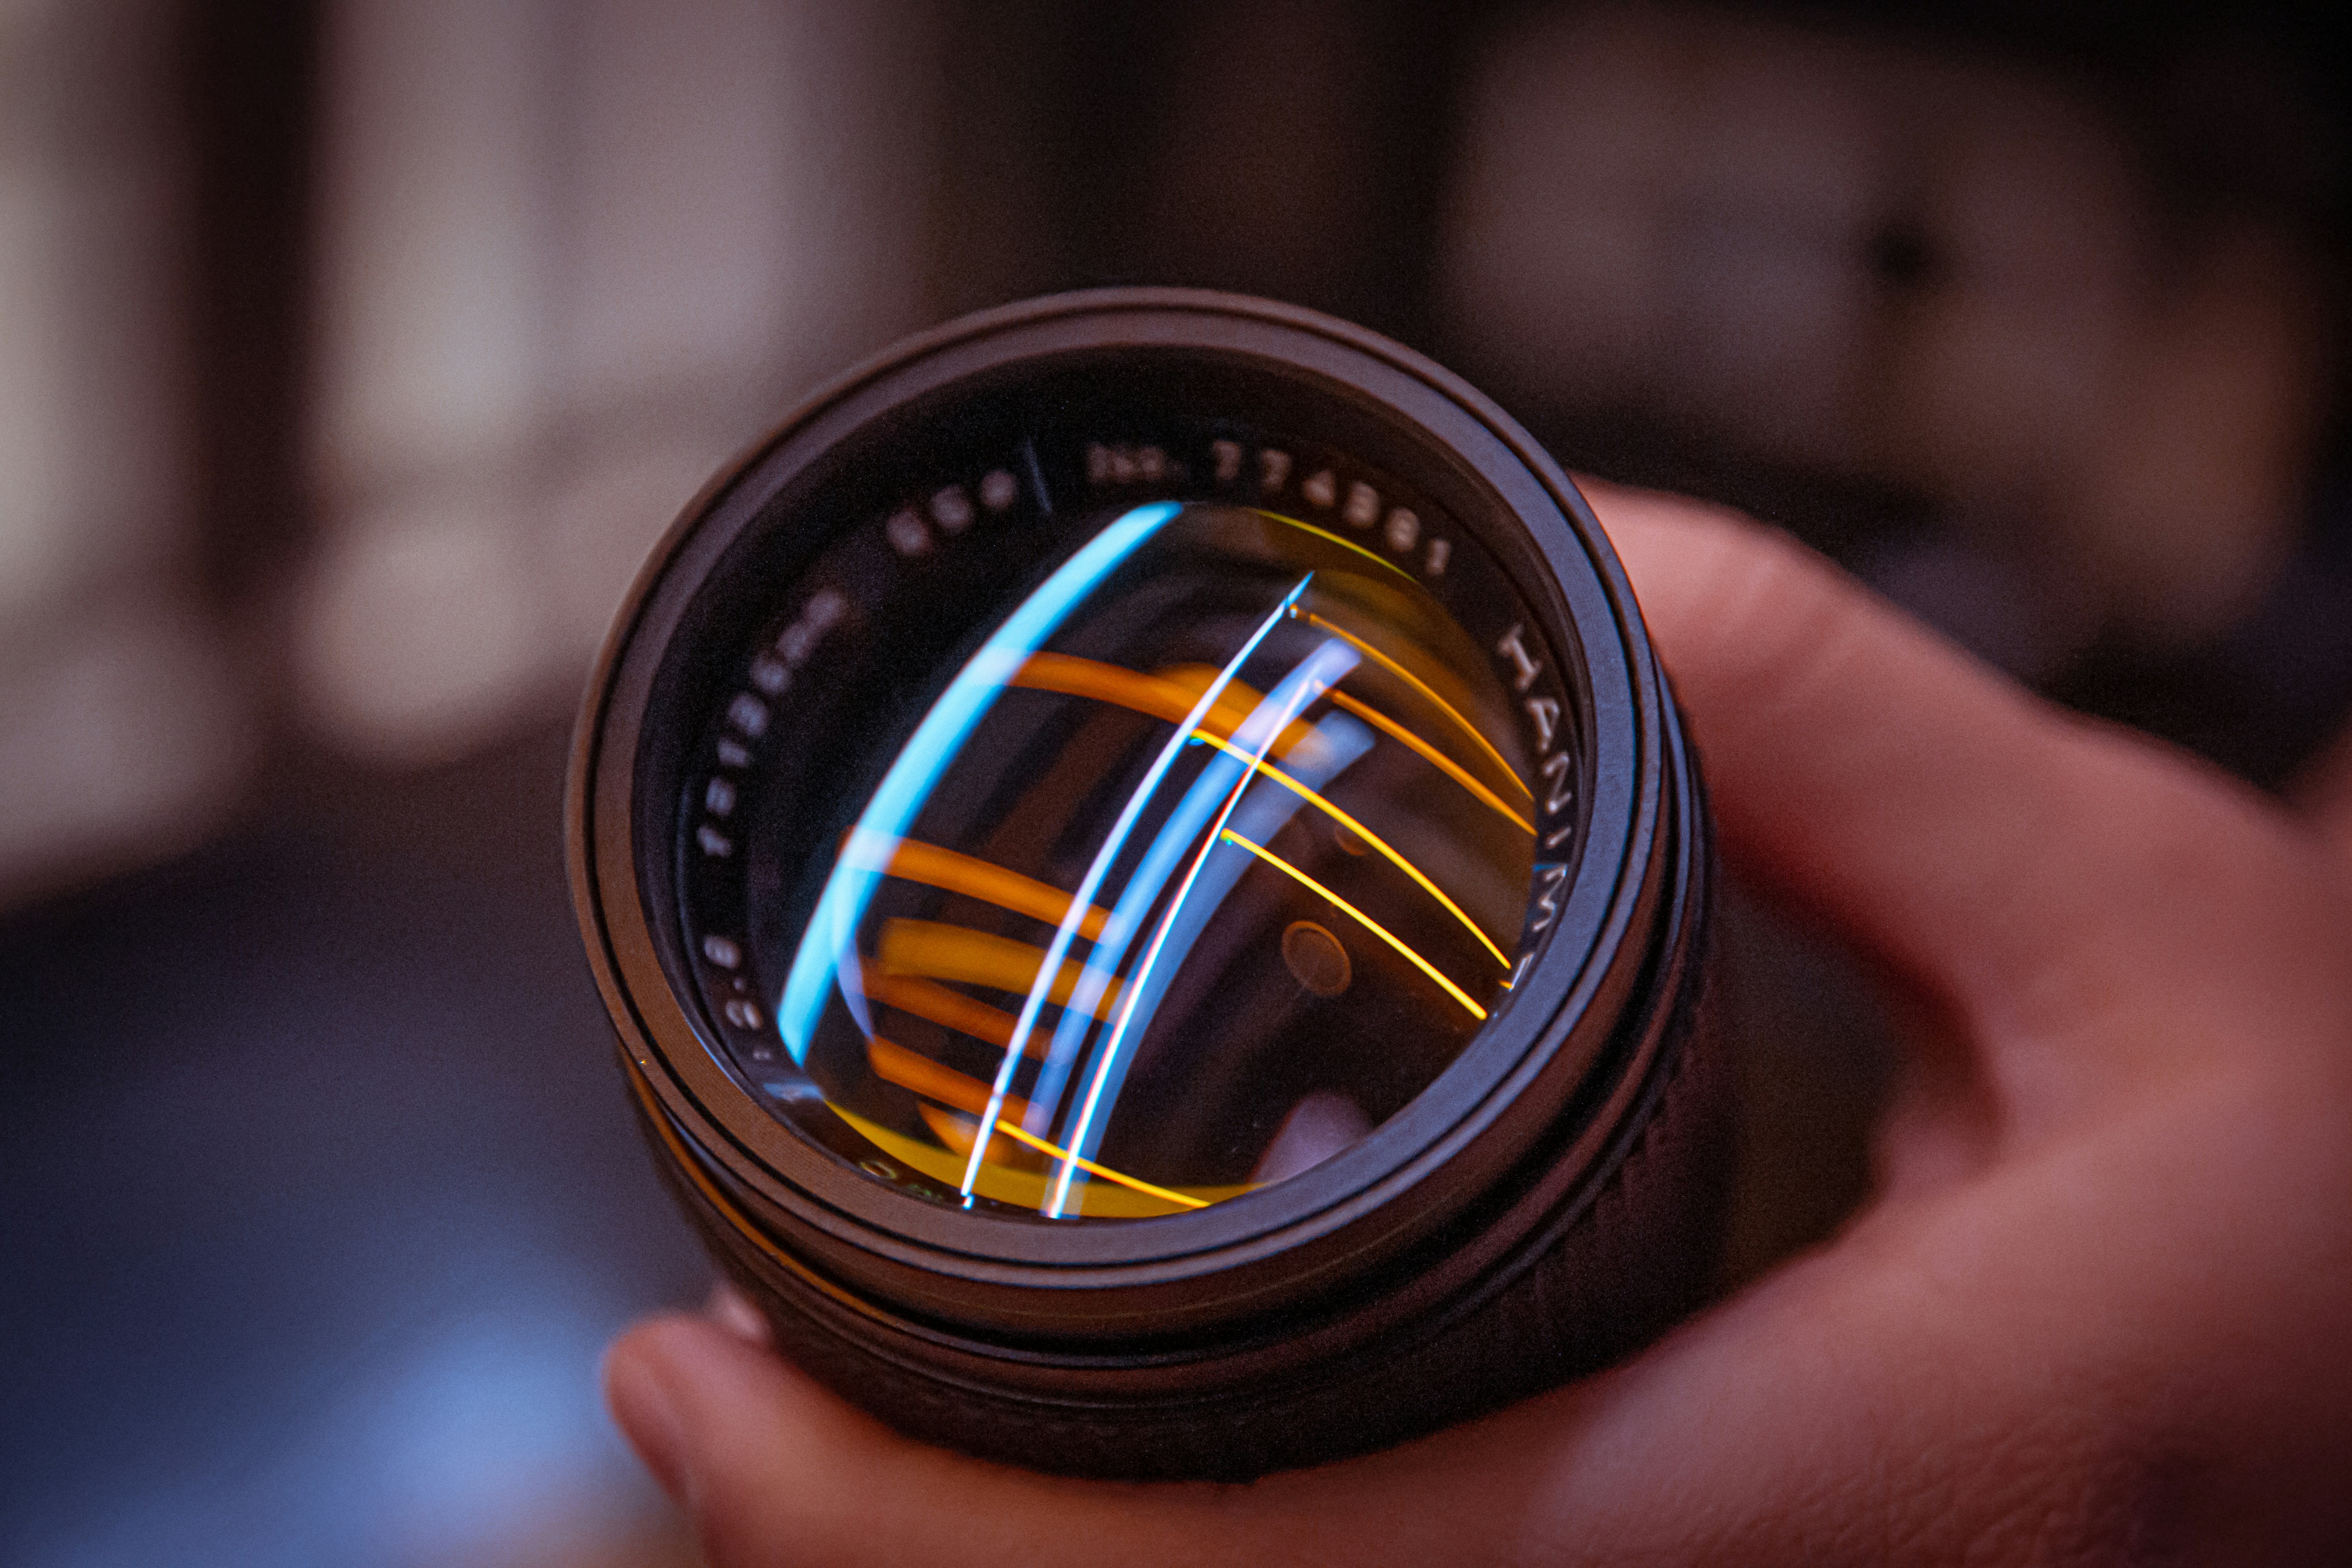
3, 2, 2345, 1563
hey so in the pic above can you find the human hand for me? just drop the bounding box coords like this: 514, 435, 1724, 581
604, 484, 2352, 1565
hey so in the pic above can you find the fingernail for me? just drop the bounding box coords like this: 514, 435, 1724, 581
603, 1340, 689, 1504
707, 1282, 774, 1347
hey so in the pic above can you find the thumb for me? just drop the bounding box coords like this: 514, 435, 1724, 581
601, 1314, 1271, 1568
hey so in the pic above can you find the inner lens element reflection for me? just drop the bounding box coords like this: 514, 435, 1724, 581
775, 502, 1534, 1219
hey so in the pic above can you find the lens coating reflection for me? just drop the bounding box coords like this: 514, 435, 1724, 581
770, 502, 1536, 1219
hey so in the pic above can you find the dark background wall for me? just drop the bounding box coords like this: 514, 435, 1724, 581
3, 4, 2345, 1563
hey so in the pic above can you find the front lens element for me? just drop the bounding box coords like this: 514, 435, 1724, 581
689, 489, 1559, 1219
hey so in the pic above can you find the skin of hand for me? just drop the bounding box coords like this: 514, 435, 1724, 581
603, 483, 2352, 1567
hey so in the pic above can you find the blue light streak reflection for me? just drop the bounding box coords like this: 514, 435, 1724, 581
1045, 638, 1360, 1213
1019, 706, 1370, 1135
775, 502, 1182, 1063
957, 574, 1315, 1196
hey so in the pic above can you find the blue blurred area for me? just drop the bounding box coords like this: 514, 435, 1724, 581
0, 727, 706, 1567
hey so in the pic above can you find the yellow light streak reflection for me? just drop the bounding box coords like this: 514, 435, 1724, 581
1014, 652, 1529, 875
1218, 830, 1487, 1020
1190, 733, 1512, 968
840, 828, 1108, 940
875, 919, 1125, 1018
866, 1036, 1209, 1210
836, 1103, 1240, 1217
1248, 508, 1413, 580
986, 1112, 1209, 1209
1302, 612, 1529, 800
1148, 658, 1533, 841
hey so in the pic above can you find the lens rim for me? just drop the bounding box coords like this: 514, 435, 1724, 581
569, 289, 1673, 1334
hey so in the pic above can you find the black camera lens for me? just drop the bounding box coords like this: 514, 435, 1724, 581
570, 290, 1726, 1479
761, 493, 1543, 1220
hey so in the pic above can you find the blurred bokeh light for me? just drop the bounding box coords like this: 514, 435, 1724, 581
4, 3, 2345, 1564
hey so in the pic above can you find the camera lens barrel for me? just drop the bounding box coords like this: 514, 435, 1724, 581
568, 290, 1727, 1480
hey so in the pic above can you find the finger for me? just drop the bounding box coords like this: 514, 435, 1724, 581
706, 1280, 775, 1346
600, 1142, 2279, 1568
603, 1315, 1281, 1568
601, 1283, 2108, 1568
1583, 479, 2346, 1106
1500, 1052, 2352, 1565
2292, 718, 2352, 863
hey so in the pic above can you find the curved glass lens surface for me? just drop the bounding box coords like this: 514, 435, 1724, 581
792, 502, 1532, 1218
681, 453, 1575, 1221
